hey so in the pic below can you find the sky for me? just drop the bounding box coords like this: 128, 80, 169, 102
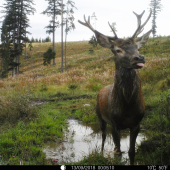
0, 0, 170, 42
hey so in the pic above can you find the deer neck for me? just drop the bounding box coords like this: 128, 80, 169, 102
113, 67, 141, 102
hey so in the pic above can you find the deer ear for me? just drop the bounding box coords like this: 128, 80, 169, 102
94, 31, 113, 48
136, 29, 152, 50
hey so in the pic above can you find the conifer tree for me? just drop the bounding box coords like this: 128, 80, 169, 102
149, 0, 163, 38
61, 0, 64, 72
0, 18, 11, 78
42, 0, 62, 65
64, 0, 76, 71
1, 0, 36, 76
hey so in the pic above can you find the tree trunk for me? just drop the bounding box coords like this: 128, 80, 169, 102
17, 0, 24, 75
25, 27, 27, 59
61, 0, 64, 72
65, 27, 67, 71
53, 0, 56, 65
12, 35, 16, 77
16, 25, 20, 75
53, 28, 55, 65
25, 42, 27, 59
0, 55, 2, 79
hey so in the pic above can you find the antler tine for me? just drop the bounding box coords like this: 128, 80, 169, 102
78, 15, 95, 32
108, 22, 118, 39
139, 9, 152, 34
133, 10, 145, 27
132, 9, 152, 38
132, 10, 145, 38
88, 16, 90, 24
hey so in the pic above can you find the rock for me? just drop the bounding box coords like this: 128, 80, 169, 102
83, 104, 90, 107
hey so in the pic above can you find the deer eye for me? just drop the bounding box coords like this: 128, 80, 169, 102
116, 49, 122, 53
126, 42, 131, 45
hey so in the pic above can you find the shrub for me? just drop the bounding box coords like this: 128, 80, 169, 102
0, 95, 37, 125
68, 84, 78, 95
43, 47, 56, 66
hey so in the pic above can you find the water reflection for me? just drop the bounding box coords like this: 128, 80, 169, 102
43, 119, 146, 164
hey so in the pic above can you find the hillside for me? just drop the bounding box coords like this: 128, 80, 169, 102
0, 38, 170, 165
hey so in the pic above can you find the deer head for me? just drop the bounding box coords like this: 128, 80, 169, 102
78, 10, 152, 70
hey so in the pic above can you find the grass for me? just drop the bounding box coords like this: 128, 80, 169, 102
0, 37, 170, 164
70, 148, 126, 165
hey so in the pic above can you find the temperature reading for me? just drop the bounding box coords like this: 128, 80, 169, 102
159, 166, 168, 170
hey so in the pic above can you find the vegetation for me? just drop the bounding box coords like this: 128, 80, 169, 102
0, 37, 170, 165
64, 0, 76, 71
42, 0, 62, 65
149, 0, 163, 38
1, 0, 36, 77
88, 35, 98, 54
0, 0, 76, 76
43, 47, 56, 66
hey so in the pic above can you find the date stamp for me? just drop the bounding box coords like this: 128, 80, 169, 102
147, 165, 168, 170
71, 166, 115, 170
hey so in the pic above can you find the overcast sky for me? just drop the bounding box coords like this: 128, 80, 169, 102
0, 0, 170, 42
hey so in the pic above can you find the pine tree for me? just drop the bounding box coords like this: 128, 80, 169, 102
1, 0, 36, 76
149, 0, 163, 38
61, 0, 64, 72
64, 0, 76, 71
31, 37, 35, 42
39, 38, 42, 43
88, 35, 98, 55
45, 36, 51, 42
0, 18, 11, 78
42, 0, 62, 65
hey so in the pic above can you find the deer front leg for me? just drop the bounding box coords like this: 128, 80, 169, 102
128, 125, 140, 165
100, 120, 107, 153
111, 124, 121, 153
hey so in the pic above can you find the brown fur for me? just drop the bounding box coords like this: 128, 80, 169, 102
78, 11, 152, 165
96, 66, 145, 165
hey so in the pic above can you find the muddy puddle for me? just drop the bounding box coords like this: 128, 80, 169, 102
43, 119, 146, 164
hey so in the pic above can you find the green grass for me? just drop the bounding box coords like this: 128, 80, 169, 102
0, 37, 170, 164
0, 102, 66, 164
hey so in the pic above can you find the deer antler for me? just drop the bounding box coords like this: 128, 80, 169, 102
78, 15, 95, 32
132, 9, 152, 38
78, 15, 118, 47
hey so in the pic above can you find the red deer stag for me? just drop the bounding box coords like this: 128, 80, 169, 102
78, 10, 152, 165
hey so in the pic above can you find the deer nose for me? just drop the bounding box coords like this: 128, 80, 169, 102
134, 55, 145, 61
139, 55, 144, 60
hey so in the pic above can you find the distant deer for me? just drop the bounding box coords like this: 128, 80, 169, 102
78, 10, 152, 165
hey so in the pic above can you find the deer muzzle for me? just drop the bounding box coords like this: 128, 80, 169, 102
132, 55, 145, 69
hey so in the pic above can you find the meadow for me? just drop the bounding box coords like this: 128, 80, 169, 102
0, 37, 170, 165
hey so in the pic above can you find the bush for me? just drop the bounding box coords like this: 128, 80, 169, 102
43, 47, 56, 66
0, 95, 37, 125
68, 84, 78, 95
